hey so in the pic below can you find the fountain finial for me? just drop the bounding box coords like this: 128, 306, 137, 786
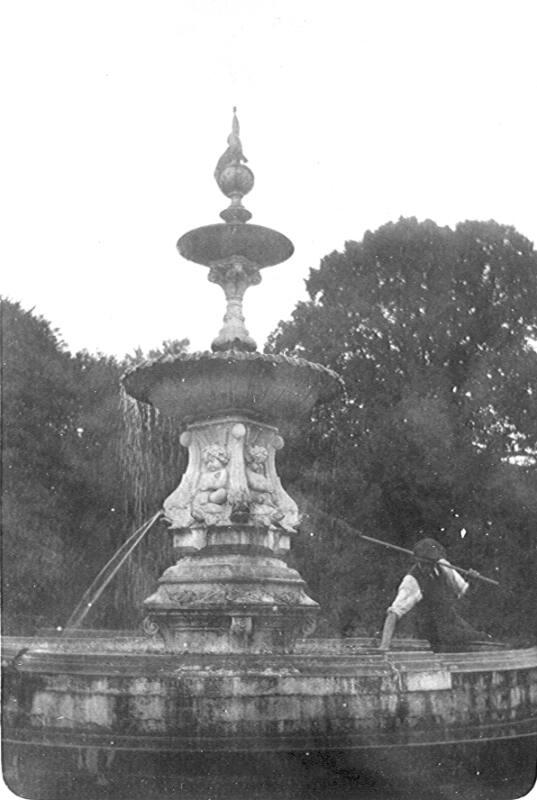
215, 108, 254, 223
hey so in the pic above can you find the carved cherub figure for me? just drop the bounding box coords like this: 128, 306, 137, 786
245, 445, 283, 525
192, 444, 230, 525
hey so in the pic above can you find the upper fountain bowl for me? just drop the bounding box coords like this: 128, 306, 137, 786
177, 223, 294, 267
122, 350, 343, 431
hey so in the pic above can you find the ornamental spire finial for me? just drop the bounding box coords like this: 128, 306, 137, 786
232, 106, 239, 136
214, 108, 254, 224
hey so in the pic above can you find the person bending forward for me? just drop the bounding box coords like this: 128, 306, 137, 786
379, 537, 490, 652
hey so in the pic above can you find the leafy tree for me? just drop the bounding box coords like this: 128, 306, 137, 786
1, 299, 78, 631
267, 218, 537, 642
2, 296, 190, 632
124, 338, 191, 367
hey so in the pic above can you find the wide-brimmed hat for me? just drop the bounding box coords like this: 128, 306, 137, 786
413, 537, 447, 562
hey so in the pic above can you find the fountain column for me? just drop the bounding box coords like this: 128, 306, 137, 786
123, 110, 341, 653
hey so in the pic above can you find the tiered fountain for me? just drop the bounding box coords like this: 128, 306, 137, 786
3, 112, 537, 799
122, 108, 341, 655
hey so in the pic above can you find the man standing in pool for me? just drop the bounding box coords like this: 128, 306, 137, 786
379, 537, 491, 652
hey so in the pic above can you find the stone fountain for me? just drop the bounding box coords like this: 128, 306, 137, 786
2, 111, 537, 800
123, 108, 341, 655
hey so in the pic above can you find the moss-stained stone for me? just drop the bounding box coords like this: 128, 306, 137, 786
3, 637, 536, 752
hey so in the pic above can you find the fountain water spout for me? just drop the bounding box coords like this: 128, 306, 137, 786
62, 511, 163, 634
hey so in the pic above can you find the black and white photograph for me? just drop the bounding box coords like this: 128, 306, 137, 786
2, 2, 537, 798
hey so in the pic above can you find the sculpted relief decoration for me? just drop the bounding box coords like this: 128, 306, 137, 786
163, 417, 299, 535
192, 444, 229, 525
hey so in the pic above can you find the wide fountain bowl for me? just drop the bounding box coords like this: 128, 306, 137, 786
123, 350, 343, 428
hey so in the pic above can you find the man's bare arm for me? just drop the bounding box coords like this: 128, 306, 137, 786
379, 611, 398, 650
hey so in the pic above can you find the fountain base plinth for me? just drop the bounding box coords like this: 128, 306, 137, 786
143, 547, 319, 653
144, 606, 318, 653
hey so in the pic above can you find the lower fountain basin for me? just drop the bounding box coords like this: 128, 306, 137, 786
3, 636, 536, 753
4, 636, 536, 799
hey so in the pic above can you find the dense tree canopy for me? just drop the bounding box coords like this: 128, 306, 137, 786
267, 218, 537, 642
2, 300, 78, 630
1, 298, 188, 632
1, 299, 131, 631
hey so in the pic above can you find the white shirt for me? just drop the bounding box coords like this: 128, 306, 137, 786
387, 559, 469, 619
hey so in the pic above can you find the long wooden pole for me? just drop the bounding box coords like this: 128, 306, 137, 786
358, 532, 500, 586
303, 510, 500, 587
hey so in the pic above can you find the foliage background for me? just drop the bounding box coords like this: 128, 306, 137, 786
2, 218, 537, 643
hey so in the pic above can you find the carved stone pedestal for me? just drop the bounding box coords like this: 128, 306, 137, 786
143, 545, 318, 653
144, 410, 319, 653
